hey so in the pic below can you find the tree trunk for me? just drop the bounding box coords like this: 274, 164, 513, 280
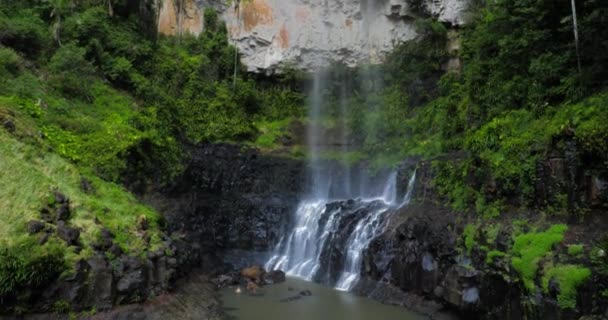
571, 0, 581, 73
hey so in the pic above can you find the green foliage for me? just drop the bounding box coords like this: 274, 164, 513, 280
483, 223, 501, 244
47, 43, 96, 99
0, 2, 305, 185
568, 244, 584, 257
0, 128, 163, 261
463, 224, 477, 254
0, 239, 65, 298
0, 8, 51, 59
511, 224, 568, 291
486, 250, 506, 264
51, 299, 71, 314
254, 118, 293, 149
541, 264, 591, 309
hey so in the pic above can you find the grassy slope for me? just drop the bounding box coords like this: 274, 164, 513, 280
0, 102, 163, 267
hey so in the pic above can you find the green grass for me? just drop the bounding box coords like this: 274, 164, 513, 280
542, 264, 591, 309
511, 224, 568, 290
253, 118, 293, 149
567, 244, 584, 257
0, 116, 165, 306
0, 129, 162, 254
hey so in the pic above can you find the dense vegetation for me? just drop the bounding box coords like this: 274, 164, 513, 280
1, 0, 607, 314
0, 0, 304, 309
309, 1, 608, 308
0, 0, 305, 186
323, 0, 608, 216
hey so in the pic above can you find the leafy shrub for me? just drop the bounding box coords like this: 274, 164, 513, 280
0, 10, 50, 59
47, 43, 96, 99
0, 47, 23, 77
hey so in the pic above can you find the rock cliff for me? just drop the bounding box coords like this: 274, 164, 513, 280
156, 0, 470, 72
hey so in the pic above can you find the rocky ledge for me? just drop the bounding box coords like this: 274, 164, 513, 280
351, 158, 608, 320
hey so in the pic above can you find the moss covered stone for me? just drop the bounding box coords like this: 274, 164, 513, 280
511, 224, 567, 290
542, 264, 591, 309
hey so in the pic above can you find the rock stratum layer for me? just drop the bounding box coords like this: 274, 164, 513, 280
157, 0, 469, 72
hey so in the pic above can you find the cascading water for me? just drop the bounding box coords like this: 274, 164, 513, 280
265, 2, 415, 292
264, 67, 417, 289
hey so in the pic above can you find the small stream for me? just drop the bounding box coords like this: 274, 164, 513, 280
220, 277, 427, 320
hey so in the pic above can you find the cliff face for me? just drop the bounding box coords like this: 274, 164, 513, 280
156, 0, 470, 72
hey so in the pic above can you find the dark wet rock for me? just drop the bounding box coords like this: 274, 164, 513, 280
80, 176, 95, 194
547, 277, 561, 298
117, 269, 145, 295
56, 222, 80, 245
53, 190, 68, 204
211, 272, 240, 288
86, 256, 114, 310
27, 220, 45, 234
39, 207, 53, 223
299, 289, 312, 296
314, 199, 388, 286
134, 143, 305, 275
38, 232, 51, 245
93, 228, 115, 251
56, 202, 70, 221
110, 243, 124, 256
279, 295, 302, 303
263, 270, 286, 285
91, 273, 222, 320
3, 119, 15, 132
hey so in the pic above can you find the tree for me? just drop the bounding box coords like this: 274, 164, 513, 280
570, 0, 581, 73
47, 0, 74, 46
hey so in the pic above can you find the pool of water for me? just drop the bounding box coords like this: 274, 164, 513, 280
220, 277, 427, 320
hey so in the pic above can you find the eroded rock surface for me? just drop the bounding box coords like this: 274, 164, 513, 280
157, 0, 470, 72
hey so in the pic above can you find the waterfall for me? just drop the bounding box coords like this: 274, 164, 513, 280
335, 171, 416, 291
265, 37, 416, 289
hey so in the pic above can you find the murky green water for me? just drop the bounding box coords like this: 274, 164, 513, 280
220, 277, 427, 320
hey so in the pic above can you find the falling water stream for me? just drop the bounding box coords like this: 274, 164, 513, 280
264, 66, 418, 292
226, 2, 421, 318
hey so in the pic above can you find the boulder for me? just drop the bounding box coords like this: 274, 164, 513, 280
263, 270, 286, 285
27, 220, 45, 234
57, 222, 80, 245
53, 190, 68, 204
212, 272, 240, 288
56, 202, 70, 221
240, 265, 266, 283
80, 176, 95, 194
3, 119, 15, 132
